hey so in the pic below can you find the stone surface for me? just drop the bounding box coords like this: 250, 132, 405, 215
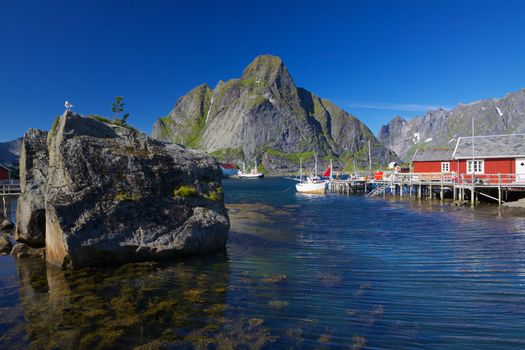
41, 111, 229, 268
152, 55, 396, 172
0, 218, 14, 231
0, 233, 13, 254
377, 89, 525, 161
10, 242, 45, 258
503, 198, 525, 208
15, 129, 48, 247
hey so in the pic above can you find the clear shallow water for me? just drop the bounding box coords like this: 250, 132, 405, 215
2, 177, 525, 349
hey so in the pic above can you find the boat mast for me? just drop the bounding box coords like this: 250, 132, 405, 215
299, 158, 303, 181
314, 154, 318, 177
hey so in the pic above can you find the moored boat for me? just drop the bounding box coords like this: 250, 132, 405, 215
238, 161, 264, 179
294, 155, 327, 194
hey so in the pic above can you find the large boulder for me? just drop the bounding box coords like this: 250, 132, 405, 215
41, 112, 229, 268
15, 129, 49, 247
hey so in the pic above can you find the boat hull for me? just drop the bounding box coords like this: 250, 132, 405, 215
295, 182, 326, 194
238, 173, 264, 179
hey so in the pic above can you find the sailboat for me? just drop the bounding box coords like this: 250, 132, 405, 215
295, 155, 327, 194
238, 160, 264, 179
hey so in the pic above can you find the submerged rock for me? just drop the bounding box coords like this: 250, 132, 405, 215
503, 198, 525, 208
0, 218, 14, 231
15, 129, 49, 247
0, 233, 13, 254
19, 111, 229, 269
10, 242, 45, 258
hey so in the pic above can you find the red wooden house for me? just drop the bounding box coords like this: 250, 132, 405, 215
412, 148, 454, 173
0, 163, 10, 181
451, 134, 525, 184
411, 134, 525, 184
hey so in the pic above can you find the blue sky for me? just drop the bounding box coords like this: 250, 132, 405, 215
1, 0, 524, 141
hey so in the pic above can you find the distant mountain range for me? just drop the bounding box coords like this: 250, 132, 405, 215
0, 137, 22, 166
378, 89, 525, 161
152, 55, 395, 173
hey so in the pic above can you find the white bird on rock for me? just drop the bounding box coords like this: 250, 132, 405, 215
65, 101, 74, 111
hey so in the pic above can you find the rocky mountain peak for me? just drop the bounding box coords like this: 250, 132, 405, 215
241, 55, 294, 87
152, 55, 396, 174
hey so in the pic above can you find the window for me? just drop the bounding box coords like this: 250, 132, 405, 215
441, 162, 450, 172
467, 160, 484, 174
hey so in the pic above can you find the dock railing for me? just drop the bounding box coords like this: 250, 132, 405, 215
0, 180, 21, 195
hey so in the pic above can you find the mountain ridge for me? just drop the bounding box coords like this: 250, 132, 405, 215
152, 55, 395, 173
377, 88, 525, 161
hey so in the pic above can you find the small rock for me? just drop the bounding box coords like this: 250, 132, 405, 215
10, 243, 45, 258
503, 198, 525, 208
0, 234, 13, 254
0, 218, 14, 231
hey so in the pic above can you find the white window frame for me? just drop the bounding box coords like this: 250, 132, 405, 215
467, 160, 484, 174
441, 162, 450, 173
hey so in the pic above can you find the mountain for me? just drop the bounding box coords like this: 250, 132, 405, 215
378, 89, 525, 161
152, 55, 395, 173
0, 137, 22, 165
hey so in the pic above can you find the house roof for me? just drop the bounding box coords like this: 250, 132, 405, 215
411, 148, 454, 162
452, 133, 525, 159
220, 163, 238, 169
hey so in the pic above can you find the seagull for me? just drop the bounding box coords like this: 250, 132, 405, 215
64, 101, 74, 111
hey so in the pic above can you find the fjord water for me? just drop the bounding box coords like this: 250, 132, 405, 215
2, 178, 525, 349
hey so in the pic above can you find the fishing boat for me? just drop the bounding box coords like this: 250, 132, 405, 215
238, 160, 264, 179
295, 155, 327, 194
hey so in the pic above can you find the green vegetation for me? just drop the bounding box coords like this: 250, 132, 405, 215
50, 115, 60, 133
205, 187, 223, 201
114, 192, 139, 202
112, 96, 130, 127
88, 115, 138, 132
210, 147, 244, 162
173, 185, 199, 198
265, 149, 315, 164
181, 87, 212, 148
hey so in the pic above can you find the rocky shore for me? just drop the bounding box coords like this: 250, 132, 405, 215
10, 111, 230, 268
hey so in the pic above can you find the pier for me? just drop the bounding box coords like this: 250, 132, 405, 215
0, 180, 20, 219
328, 172, 525, 206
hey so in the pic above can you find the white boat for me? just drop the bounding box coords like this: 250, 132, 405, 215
238, 160, 264, 179
294, 155, 327, 194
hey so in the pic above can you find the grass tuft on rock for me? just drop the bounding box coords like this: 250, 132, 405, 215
174, 185, 199, 198
114, 192, 139, 202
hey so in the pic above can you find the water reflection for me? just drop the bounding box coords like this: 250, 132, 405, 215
8, 254, 237, 349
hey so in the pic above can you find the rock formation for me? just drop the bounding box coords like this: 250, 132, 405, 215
152, 55, 396, 173
378, 88, 525, 161
15, 129, 48, 247
15, 111, 230, 268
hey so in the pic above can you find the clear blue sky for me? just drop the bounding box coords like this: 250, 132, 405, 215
1, 0, 524, 141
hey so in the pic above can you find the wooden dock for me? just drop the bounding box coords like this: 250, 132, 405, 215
328, 173, 525, 206
0, 180, 19, 219
0, 180, 21, 196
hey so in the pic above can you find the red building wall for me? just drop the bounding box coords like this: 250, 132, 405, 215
455, 158, 515, 175
413, 161, 448, 173
414, 158, 516, 175
0, 167, 9, 180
